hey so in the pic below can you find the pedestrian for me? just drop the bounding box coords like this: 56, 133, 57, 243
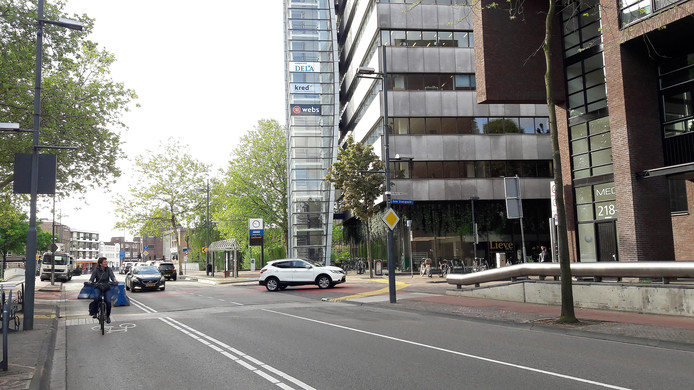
539, 246, 551, 262
420, 259, 427, 277
425, 258, 432, 277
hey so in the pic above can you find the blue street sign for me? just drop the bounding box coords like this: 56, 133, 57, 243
391, 199, 414, 205
144, 245, 149, 250
250, 229, 264, 237
182, 247, 188, 253
119, 250, 125, 259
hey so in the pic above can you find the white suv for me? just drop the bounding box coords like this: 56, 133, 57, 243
259, 259, 346, 292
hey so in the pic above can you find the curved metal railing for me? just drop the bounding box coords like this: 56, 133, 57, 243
446, 261, 694, 287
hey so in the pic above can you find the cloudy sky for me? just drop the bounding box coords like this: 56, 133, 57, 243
38, 0, 286, 239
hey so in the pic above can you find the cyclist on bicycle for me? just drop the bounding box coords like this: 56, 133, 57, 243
88, 257, 117, 323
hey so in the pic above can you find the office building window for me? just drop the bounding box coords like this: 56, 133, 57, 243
381, 29, 473, 48
570, 116, 613, 179
387, 116, 549, 135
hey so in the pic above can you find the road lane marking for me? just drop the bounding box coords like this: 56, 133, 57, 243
159, 316, 316, 390
329, 280, 410, 302
128, 294, 311, 388
263, 309, 632, 390
129, 298, 157, 313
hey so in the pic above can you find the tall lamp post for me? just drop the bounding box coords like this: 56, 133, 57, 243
22, 1, 84, 330
356, 45, 395, 303
470, 196, 479, 267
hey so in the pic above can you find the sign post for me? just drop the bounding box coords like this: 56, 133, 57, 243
504, 176, 527, 263
249, 219, 264, 267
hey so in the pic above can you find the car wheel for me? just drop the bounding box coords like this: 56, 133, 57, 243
317, 275, 331, 289
265, 277, 280, 292
173, 275, 177, 281
160, 286, 165, 291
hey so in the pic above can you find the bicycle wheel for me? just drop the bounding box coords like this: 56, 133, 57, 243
99, 300, 106, 335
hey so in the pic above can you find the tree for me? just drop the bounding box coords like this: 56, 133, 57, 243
216, 119, 288, 261
114, 138, 210, 276
0, 0, 138, 196
541, 0, 576, 324
325, 135, 385, 278
0, 199, 27, 278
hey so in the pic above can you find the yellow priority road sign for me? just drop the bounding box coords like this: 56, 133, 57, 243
382, 208, 400, 230
202, 246, 207, 253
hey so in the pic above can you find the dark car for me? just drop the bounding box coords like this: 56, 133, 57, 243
157, 262, 177, 281
125, 266, 165, 292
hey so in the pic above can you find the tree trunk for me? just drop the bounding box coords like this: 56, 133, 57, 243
171, 215, 183, 278
544, 0, 577, 323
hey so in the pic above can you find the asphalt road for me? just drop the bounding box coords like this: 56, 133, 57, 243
59, 275, 693, 390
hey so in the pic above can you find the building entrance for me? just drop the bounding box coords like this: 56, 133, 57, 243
596, 220, 618, 261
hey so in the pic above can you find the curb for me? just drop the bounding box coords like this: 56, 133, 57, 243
29, 304, 59, 390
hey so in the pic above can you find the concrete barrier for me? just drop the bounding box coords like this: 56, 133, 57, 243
447, 280, 694, 317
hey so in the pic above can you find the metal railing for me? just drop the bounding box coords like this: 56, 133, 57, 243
447, 261, 694, 288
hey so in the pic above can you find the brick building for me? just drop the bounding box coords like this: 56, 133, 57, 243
473, 0, 694, 261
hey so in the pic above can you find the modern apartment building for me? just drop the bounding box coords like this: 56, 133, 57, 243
472, 0, 694, 261
70, 229, 100, 260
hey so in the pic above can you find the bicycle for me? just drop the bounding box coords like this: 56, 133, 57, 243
93, 282, 116, 335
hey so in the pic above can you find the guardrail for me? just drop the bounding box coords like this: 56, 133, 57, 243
447, 262, 694, 288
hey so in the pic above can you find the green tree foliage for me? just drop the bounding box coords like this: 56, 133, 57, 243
325, 135, 385, 277
216, 119, 288, 261
114, 138, 210, 275
0, 0, 138, 196
0, 199, 27, 277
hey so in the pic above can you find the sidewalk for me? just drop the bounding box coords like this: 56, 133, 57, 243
346, 272, 694, 349
0, 276, 61, 390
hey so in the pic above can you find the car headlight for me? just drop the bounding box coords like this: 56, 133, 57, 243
330, 269, 344, 274
133, 277, 141, 282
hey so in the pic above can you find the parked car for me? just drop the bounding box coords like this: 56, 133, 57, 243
125, 266, 165, 292
157, 262, 177, 281
258, 259, 346, 292
120, 262, 133, 275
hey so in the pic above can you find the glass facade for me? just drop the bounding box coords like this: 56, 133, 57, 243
562, 0, 617, 262
284, 0, 340, 263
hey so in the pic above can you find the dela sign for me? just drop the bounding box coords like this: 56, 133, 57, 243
289, 62, 320, 72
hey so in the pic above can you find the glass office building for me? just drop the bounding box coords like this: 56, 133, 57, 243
283, 0, 340, 263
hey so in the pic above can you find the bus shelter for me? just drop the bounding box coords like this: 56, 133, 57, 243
208, 238, 240, 277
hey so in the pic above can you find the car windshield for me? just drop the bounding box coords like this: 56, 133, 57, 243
134, 267, 159, 274
159, 264, 174, 270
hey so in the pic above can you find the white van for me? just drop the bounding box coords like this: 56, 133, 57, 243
40, 252, 75, 282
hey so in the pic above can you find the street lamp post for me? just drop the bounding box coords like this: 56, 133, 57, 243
357, 45, 395, 303
22, 1, 84, 330
470, 196, 480, 268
